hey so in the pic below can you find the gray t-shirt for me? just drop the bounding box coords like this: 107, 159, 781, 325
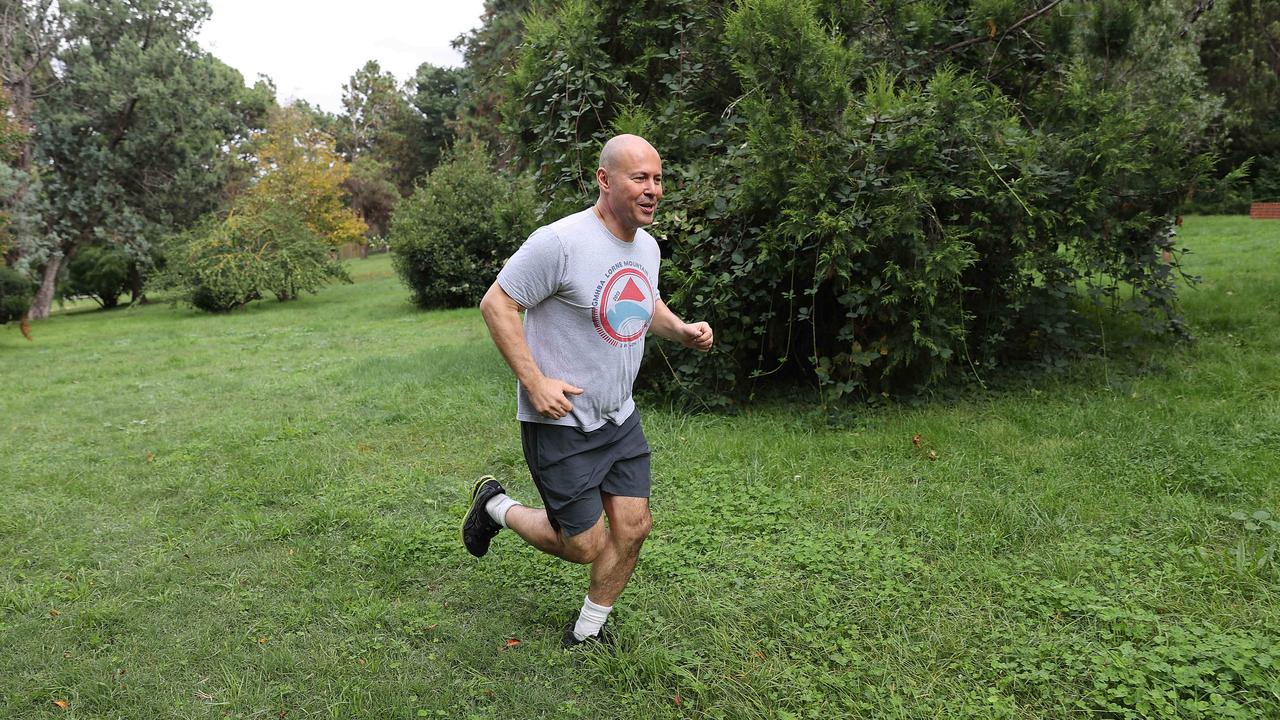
497, 207, 661, 431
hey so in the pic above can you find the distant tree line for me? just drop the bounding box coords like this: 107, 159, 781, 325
3, 0, 1276, 406
0, 0, 470, 322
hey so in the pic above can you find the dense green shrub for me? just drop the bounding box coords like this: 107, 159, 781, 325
165, 207, 350, 313
60, 245, 131, 309
502, 0, 1219, 404
389, 142, 538, 309
0, 265, 32, 324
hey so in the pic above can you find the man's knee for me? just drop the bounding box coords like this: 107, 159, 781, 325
613, 507, 652, 548
561, 522, 607, 564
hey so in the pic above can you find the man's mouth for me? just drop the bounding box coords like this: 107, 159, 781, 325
638, 201, 656, 214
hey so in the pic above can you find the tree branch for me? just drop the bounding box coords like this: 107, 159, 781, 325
936, 0, 1068, 56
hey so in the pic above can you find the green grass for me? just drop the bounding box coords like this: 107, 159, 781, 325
2, 217, 1278, 719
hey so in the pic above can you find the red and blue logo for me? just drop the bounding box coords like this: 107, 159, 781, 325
592, 265, 653, 346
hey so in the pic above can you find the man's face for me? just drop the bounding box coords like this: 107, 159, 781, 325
601, 144, 664, 232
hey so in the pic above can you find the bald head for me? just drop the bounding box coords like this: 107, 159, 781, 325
598, 134, 660, 175
594, 134, 664, 240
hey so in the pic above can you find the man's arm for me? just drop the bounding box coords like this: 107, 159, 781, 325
479, 280, 583, 420
649, 299, 714, 352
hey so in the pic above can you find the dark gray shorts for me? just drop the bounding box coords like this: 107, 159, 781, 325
520, 411, 651, 537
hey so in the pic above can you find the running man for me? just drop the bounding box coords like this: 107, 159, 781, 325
466, 134, 713, 648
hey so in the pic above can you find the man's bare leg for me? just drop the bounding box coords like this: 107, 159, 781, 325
504, 504, 607, 564
587, 495, 652, 606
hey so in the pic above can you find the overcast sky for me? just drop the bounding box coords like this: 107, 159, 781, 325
197, 1, 489, 113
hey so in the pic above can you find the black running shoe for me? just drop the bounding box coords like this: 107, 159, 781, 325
561, 619, 613, 650
461, 475, 505, 558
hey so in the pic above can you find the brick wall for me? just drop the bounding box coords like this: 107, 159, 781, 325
1250, 202, 1280, 219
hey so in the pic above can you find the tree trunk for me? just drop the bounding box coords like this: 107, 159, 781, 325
27, 253, 63, 321
129, 264, 148, 304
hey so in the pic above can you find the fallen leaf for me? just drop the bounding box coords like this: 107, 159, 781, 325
63, 651, 72, 659
20, 319, 32, 341
928, 450, 938, 461
48, 608, 60, 617
987, 19, 997, 38
505, 638, 521, 648
911, 434, 922, 447
52, 700, 69, 710
674, 694, 682, 706
146, 452, 155, 463
257, 637, 268, 644
287, 548, 295, 556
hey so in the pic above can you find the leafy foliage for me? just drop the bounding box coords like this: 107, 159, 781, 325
0, 87, 29, 262
60, 244, 131, 309
389, 142, 537, 309
24, 0, 261, 319
1193, 0, 1280, 208
453, 0, 532, 157
342, 157, 400, 239
164, 206, 350, 313
237, 106, 368, 249
158, 108, 360, 312
402, 63, 466, 183
0, 264, 33, 324
501, 0, 1218, 404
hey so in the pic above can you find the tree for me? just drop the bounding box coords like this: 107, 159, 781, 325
342, 156, 399, 239
1, 86, 28, 261
401, 62, 465, 181
1199, 0, 1280, 205
25, 0, 256, 320
390, 142, 536, 309
1, 1, 60, 275
453, 0, 530, 157
0, 264, 32, 325
497, 0, 1219, 405
157, 104, 364, 312
237, 105, 367, 252
0, 0, 62, 173
339, 60, 405, 159
163, 206, 350, 312
60, 244, 131, 308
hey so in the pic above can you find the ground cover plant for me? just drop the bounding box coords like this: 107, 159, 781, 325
1, 215, 1277, 719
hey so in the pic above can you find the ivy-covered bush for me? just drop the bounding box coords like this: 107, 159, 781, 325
60, 245, 131, 309
503, 0, 1220, 403
0, 265, 32, 324
163, 207, 350, 313
389, 142, 538, 309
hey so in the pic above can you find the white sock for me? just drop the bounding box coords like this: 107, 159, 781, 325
484, 493, 520, 528
573, 595, 613, 641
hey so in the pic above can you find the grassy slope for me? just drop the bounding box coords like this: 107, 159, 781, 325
1, 217, 1277, 719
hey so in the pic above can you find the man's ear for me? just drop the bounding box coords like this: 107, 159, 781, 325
596, 167, 609, 192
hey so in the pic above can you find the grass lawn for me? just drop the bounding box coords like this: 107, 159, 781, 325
1, 216, 1277, 719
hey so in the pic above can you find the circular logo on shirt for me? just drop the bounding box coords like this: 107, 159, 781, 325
592, 267, 654, 346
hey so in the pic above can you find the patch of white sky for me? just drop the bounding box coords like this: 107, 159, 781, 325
197, 1, 488, 114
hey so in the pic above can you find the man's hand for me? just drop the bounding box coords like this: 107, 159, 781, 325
528, 376, 585, 420
679, 321, 714, 352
